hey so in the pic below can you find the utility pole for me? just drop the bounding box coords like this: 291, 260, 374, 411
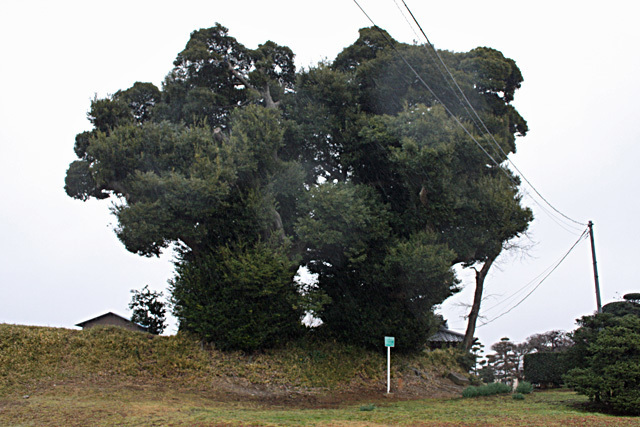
588, 221, 602, 313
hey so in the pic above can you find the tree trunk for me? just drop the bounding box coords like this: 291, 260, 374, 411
462, 254, 497, 351
226, 62, 279, 110
262, 84, 279, 110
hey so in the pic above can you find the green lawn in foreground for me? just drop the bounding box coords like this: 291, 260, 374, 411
1, 389, 639, 426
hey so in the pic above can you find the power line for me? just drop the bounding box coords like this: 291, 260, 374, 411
351, 0, 506, 172
350, 0, 597, 333
476, 227, 590, 328
355, 0, 585, 235
519, 188, 585, 234
481, 259, 561, 316
393, 0, 500, 157
396, 0, 588, 229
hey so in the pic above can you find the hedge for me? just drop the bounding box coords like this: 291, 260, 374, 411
523, 352, 569, 387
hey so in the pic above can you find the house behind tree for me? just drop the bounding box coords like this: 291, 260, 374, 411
428, 326, 464, 349
75, 312, 147, 333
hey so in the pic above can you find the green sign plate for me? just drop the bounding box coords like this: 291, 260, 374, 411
385, 336, 395, 347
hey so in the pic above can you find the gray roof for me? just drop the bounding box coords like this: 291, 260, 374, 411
75, 311, 130, 327
428, 326, 465, 343
75, 311, 147, 332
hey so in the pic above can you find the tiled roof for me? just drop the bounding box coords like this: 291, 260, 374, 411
428, 326, 464, 343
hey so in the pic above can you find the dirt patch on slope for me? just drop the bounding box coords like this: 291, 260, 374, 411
185, 367, 464, 408
6, 367, 465, 410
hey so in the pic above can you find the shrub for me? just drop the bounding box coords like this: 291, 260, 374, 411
512, 393, 525, 400
462, 386, 479, 398
171, 242, 304, 351
462, 382, 511, 398
457, 351, 476, 372
484, 382, 512, 395
602, 301, 640, 317
564, 313, 640, 415
516, 381, 534, 394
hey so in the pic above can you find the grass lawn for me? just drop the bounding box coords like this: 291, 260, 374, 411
2, 325, 638, 426
2, 388, 639, 426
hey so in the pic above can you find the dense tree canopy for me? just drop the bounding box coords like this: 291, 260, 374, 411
65, 24, 531, 351
602, 292, 640, 317
565, 305, 640, 415
284, 28, 531, 350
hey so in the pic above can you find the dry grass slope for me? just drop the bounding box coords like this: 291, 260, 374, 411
0, 323, 464, 403
3, 325, 640, 426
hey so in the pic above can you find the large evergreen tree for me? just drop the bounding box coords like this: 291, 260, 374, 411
65, 24, 531, 352
65, 24, 305, 351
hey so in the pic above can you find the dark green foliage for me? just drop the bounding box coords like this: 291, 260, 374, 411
516, 381, 534, 394
64, 160, 108, 201
602, 300, 640, 317
333, 27, 396, 72
512, 393, 525, 400
65, 24, 531, 353
466, 339, 485, 374
129, 285, 166, 335
623, 292, 640, 303
115, 82, 162, 124
171, 242, 303, 352
564, 312, 640, 415
462, 382, 511, 398
487, 337, 521, 381
477, 365, 495, 384
87, 95, 132, 133
302, 33, 532, 351
457, 351, 477, 373
295, 182, 458, 350
524, 352, 569, 387
159, 23, 295, 126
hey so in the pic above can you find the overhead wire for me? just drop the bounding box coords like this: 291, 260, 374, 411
350, 0, 595, 327
351, 0, 506, 173
476, 226, 590, 328
397, 0, 588, 229
356, 0, 559, 218
519, 188, 585, 234
391, 0, 504, 162
398, 21, 584, 233
352, 0, 590, 238
482, 237, 581, 315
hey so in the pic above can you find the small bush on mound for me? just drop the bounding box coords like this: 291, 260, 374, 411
512, 393, 525, 400
462, 382, 511, 398
359, 404, 376, 411
516, 381, 534, 394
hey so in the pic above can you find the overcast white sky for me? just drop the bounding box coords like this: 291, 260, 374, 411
1, 0, 638, 351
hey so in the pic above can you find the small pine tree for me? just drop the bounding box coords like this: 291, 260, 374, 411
129, 285, 166, 335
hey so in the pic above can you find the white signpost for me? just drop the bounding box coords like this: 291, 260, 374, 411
384, 336, 395, 393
